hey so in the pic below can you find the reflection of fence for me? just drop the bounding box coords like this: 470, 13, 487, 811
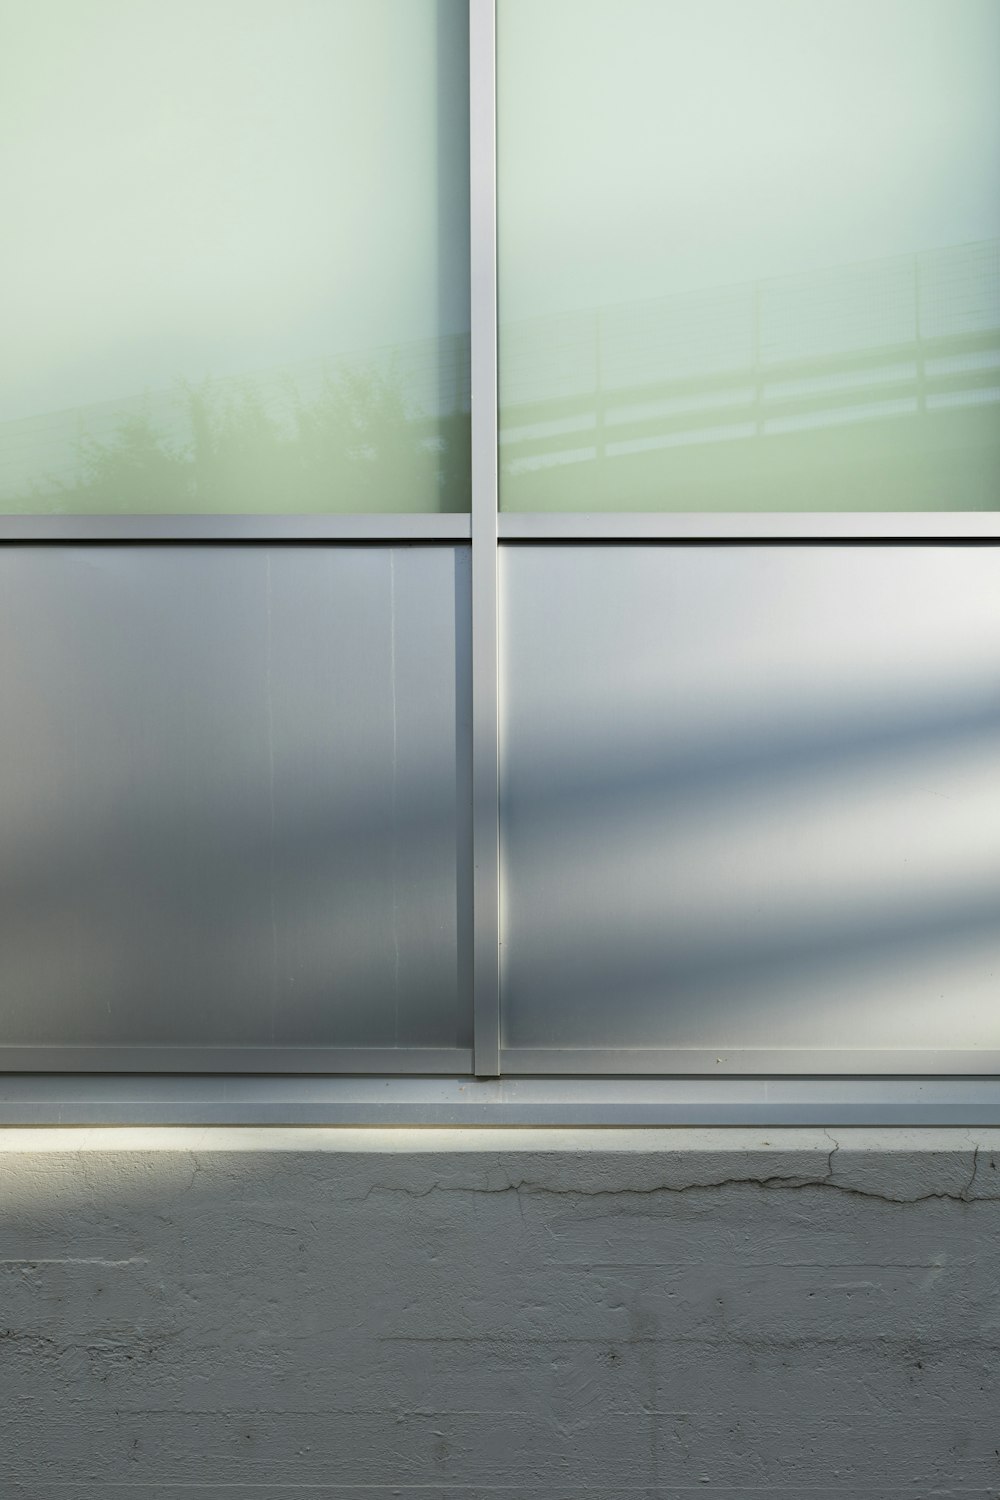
499, 241, 1000, 482
0, 333, 471, 505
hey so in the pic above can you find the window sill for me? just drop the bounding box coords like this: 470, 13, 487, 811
1, 1074, 997, 1127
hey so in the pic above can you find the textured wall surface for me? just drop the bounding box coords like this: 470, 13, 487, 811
1, 1126, 998, 1497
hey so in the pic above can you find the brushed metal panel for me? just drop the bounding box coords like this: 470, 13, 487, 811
499, 546, 1000, 1062
0, 545, 471, 1052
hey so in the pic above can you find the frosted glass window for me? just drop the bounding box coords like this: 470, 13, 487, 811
497, 0, 1000, 513
0, 0, 470, 514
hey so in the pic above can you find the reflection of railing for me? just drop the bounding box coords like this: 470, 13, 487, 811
499, 241, 1000, 482
0, 333, 471, 506
3, 242, 998, 506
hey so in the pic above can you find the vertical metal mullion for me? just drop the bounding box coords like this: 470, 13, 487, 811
469, 0, 500, 1076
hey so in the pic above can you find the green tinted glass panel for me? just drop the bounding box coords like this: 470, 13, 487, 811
497, 0, 1000, 513
1, 0, 469, 514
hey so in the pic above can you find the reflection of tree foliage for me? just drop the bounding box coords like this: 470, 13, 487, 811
50, 359, 468, 513
75, 413, 193, 512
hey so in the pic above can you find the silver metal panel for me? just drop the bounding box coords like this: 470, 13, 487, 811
0, 1048, 473, 1075
500, 545, 1000, 1069
499, 513, 1000, 540
0, 545, 472, 1060
0, 1074, 997, 1126
502, 1049, 1000, 1077
470, 0, 501, 1075
0, 515, 471, 542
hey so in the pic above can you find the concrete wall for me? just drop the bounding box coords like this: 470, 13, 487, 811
1, 1126, 998, 1496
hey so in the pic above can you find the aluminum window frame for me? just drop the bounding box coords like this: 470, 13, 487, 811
0, 0, 996, 1122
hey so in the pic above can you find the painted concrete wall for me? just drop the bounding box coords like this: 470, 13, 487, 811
1, 1126, 998, 1496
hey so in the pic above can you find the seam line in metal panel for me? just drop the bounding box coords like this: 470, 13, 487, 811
469, 0, 500, 1076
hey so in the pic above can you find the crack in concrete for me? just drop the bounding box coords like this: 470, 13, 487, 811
354, 1153, 994, 1209
964, 1143, 981, 1199
185, 1152, 203, 1193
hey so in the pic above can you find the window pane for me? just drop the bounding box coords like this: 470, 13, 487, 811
497, 0, 1000, 513
0, 0, 470, 514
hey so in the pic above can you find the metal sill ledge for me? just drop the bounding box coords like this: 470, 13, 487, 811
1, 1075, 998, 1127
